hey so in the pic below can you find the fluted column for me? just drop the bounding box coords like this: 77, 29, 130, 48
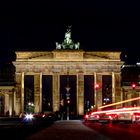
21, 72, 24, 113
114, 72, 122, 108
138, 92, 140, 106
77, 72, 84, 115
34, 73, 42, 113
9, 93, 12, 116
15, 73, 22, 115
13, 90, 16, 116
112, 72, 115, 103
39, 73, 42, 113
127, 92, 132, 106
52, 74, 60, 112
96, 73, 102, 110
94, 72, 97, 108
4, 94, 9, 115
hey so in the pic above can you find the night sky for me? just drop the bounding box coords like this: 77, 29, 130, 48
0, 0, 140, 65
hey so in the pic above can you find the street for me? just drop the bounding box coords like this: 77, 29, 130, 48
1, 117, 140, 140
84, 122, 140, 140
27, 120, 110, 140
26, 120, 140, 140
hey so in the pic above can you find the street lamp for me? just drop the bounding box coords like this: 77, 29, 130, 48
27, 102, 34, 113
65, 70, 71, 120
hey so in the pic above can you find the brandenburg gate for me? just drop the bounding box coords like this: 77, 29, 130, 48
12, 27, 123, 116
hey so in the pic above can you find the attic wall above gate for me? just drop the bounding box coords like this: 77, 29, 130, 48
13, 50, 123, 74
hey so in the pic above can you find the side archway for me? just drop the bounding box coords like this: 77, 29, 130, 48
0, 94, 5, 115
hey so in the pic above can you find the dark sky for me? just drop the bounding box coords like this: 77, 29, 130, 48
0, 0, 140, 64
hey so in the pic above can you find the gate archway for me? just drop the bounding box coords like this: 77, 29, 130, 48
0, 94, 4, 115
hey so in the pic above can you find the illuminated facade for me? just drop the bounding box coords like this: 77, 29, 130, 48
0, 27, 123, 116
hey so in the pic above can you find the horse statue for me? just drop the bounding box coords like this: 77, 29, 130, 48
74, 42, 80, 49
56, 42, 61, 49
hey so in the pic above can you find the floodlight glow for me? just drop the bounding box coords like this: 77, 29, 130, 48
25, 113, 33, 120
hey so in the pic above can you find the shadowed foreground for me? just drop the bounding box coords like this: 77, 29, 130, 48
27, 120, 110, 140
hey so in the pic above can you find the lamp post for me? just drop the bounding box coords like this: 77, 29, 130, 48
65, 70, 70, 120
27, 102, 34, 113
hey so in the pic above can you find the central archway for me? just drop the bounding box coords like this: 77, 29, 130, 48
60, 75, 77, 119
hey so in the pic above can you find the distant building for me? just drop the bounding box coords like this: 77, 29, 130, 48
0, 63, 15, 116
121, 64, 140, 107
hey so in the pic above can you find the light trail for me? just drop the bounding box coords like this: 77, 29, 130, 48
98, 96, 140, 109
106, 110, 140, 115
91, 106, 140, 115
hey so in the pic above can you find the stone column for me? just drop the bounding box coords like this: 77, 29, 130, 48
34, 73, 42, 113
77, 72, 84, 115
131, 89, 137, 106
114, 72, 122, 108
15, 73, 22, 115
9, 93, 12, 116
127, 92, 132, 106
96, 73, 102, 110
112, 72, 115, 103
121, 88, 124, 107
4, 94, 9, 115
39, 73, 42, 113
94, 72, 97, 108
138, 92, 140, 106
52, 74, 60, 112
12, 90, 16, 116
21, 72, 24, 113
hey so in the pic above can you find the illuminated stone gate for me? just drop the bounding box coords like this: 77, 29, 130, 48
12, 27, 123, 116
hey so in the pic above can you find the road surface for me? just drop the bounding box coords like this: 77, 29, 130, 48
27, 120, 111, 140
